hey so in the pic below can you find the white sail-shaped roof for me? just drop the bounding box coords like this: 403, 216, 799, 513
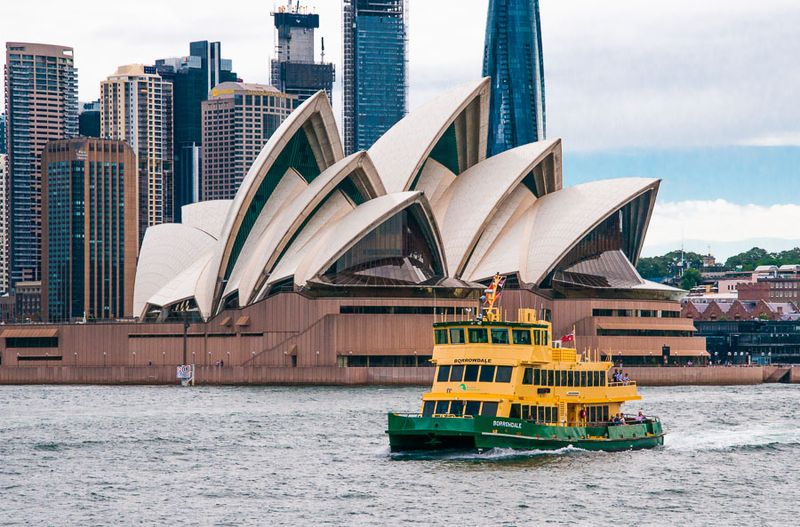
435, 139, 561, 277
369, 78, 490, 193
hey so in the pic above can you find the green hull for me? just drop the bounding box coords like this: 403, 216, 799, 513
387, 413, 665, 453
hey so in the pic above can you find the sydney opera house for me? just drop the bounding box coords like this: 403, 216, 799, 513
0, 79, 706, 379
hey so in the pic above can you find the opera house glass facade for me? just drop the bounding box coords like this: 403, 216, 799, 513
483, 0, 546, 157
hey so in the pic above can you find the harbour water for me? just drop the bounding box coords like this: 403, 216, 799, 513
1, 384, 798, 526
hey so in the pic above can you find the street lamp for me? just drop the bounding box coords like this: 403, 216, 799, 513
103, 351, 107, 367
132, 351, 136, 366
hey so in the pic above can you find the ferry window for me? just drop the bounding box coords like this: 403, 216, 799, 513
560, 370, 568, 387
533, 330, 541, 345
464, 364, 479, 382
434, 329, 448, 344
490, 328, 509, 344
436, 365, 451, 382
481, 402, 498, 417
449, 365, 464, 382
598, 372, 606, 386
522, 367, 533, 385
554, 370, 561, 387
468, 328, 488, 344
449, 328, 465, 344
533, 368, 541, 385
510, 403, 521, 418
567, 371, 573, 387
543, 332, 549, 346
580, 371, 587, 387
465, 401, 481, 416
547, 369, 555, 386
512, 329, 531, 345
422, 401, 435, 416
495, 366, 513, 383
450, 400, 464, 416
435, 401, 450, 415
602, 405, 609, 421
479, 365, 496, 382
536, 406, 544, 422
523, 405, 533, 420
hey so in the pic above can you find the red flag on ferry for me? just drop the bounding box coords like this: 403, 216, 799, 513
561, 333, 575, 343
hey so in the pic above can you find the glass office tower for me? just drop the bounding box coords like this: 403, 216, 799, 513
343, 0, 408, 154
483, 0, 546, 157
156, 41, 237, 219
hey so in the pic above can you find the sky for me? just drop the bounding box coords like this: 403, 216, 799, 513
2, 0, 799, 259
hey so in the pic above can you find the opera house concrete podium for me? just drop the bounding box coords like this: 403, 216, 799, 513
0, 79, 706, 380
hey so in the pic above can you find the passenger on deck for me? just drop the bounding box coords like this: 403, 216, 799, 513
622, 373, 630, 385
635, 411, 646, 422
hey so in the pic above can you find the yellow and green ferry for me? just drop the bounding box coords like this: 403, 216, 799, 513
387, 275, 664, 453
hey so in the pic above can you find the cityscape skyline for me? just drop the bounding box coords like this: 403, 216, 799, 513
1, 0, 799, 258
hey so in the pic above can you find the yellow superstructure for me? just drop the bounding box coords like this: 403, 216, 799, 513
421, 306, 641, 427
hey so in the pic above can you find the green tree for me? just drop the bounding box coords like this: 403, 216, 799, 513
680, 268, 702, 290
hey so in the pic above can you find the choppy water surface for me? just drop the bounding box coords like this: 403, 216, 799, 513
0, 384, 798, 526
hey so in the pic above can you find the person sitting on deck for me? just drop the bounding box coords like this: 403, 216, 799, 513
635, 411, 646, 422
622, 373, 630, 385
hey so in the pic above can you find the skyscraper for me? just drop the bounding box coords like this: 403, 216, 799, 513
4, 43, 78, 288
482, 0, 546, 157
270, 1, 335, 106
342, 0, 408, 154
201, 82, 296, 200
156, 41, 237, 217
41, 138, 138, 321
0, 153, 7, 294
78, 100, 101, 137
0, 113, 6, 154
101, 64, 173, 242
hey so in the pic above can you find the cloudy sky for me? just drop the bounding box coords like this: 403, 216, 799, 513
3, 0, 799, 258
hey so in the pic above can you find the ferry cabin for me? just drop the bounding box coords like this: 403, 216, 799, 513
422, 313, 640, 426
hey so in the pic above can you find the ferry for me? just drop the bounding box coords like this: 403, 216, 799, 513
387, 275, 665, 453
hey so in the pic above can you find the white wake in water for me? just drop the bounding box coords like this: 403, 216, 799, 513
666, 423, 800, 452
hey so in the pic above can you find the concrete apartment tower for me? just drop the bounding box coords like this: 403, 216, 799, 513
156, 41, 237, 216
100, 65, 173, 243
0, 153, 7, 295
201, 82, 295, 200
41, 138, 138, 321
4, 43, 78, 288
270, 1, 335, 105
483, 0, 547, 157
342, 0, 408, 154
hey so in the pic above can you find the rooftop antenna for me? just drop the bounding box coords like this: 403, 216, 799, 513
321, 37, 326, 64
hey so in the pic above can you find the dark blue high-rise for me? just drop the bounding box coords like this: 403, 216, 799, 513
483, 0, 546, 157
343, 0, 408, 154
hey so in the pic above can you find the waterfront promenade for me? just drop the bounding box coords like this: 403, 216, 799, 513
0, 364, 797, 386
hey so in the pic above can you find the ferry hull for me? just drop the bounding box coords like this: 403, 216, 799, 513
387, 413, 664, 453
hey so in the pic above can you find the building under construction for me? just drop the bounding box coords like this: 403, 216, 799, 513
270, 1, 335, 105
